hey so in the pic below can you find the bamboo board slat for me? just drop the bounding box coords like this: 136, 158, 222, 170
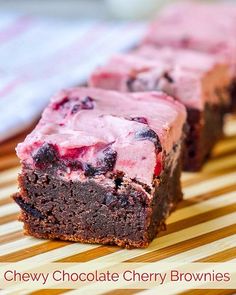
0, 116, 236, 295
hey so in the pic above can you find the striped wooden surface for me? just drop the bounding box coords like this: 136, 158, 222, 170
0, 115, 236, 295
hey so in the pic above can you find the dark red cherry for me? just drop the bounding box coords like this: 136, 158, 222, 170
33, 143, 59, 169
52, 97, 70, 110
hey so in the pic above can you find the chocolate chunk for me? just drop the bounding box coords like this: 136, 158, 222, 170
114, 177, 123, 190
14, 197, 44, 219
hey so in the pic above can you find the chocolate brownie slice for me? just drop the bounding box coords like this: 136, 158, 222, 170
142, 2, 236, 112
13, 88, 186, 248
89, 49, 231, 171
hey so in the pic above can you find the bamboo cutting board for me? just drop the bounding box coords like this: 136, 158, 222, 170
0, 115, 236, 295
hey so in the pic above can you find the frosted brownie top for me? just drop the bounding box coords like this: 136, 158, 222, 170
135, 45, 228, 74
143, 2, 236, 65
90, 53, 230, 110
17, 88, 186, 186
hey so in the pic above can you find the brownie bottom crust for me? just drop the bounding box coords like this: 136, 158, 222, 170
184, 103, 224, 171
13, 153, 182, 249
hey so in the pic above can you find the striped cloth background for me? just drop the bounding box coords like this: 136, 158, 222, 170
0, 13, 145, 142
0, 114, 236, 294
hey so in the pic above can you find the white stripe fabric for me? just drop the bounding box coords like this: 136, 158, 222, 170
0, 13, 146, 142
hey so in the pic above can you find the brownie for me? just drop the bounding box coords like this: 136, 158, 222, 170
229, 79, 236, 112
142, 2, 236, 113
89, 49, 231, 171
184, 104, 224, 171
13, 88, 186, 248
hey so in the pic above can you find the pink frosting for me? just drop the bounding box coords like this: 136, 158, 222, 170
90, 51, 230, 110
17, 88, 186, 186
135, 45, 227, 73
143, 2, 236, 69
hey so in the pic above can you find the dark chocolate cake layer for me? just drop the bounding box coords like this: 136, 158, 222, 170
184, 104, 224, 171
13, 149, 182, 249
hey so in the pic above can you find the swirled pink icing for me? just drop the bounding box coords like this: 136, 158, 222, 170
143, 2, 236, 68
17, 88, 186, 186
90, 50, 230, 110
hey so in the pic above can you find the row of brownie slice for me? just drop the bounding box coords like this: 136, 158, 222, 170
13, 2, 236, 248
90, 1, 236, 171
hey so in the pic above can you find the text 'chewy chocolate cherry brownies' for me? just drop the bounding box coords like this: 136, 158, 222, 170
13, 87, 186, 248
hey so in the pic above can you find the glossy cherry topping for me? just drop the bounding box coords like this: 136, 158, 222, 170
52, 96, 94, 115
